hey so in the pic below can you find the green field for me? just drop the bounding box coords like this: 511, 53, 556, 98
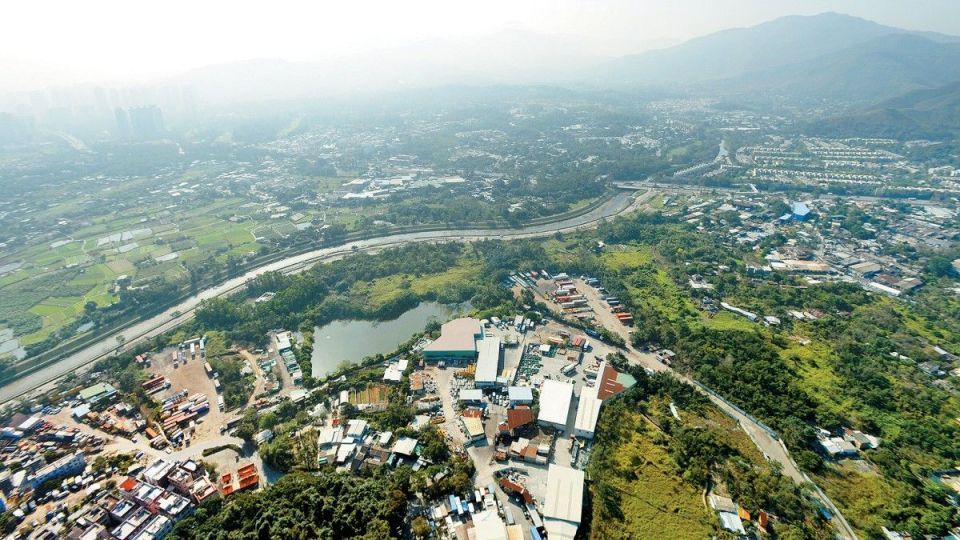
590, 412, 716, 539
349, 264, 481, 309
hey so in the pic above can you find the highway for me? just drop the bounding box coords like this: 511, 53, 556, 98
0, 190, 651, 405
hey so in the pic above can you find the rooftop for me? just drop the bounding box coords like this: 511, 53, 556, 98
423, 318, 482, 354
538, 379, 574, 427
543, 464, 584, 538
475, 337, 501, 385
574, 385, 602, 436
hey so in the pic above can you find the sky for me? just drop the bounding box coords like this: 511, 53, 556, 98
3, 0, 960, 92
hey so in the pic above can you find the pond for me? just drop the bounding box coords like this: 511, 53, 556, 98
311, 301, 469, 378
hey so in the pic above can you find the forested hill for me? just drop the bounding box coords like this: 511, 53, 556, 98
811, 80, 960, 139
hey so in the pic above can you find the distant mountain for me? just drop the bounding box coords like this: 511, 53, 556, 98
173, 30, 607, 106
595, 13, 907, 84
721, 33, 960, 103
813, 81, 960, 139
592, 12, 960, 104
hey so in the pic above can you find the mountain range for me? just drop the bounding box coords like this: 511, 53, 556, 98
7, 12, 960, 112
812, 80, 960, 139
593, 12, 960, 104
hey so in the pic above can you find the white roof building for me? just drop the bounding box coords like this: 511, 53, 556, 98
459, 389, 484, 403
345, 419, 369, 440
275, 332, 292, 351
719, 511, 746, 534
538, 379, 573, 430
543, 464, 584, 540
574, 385, 602, 439
392, 437, 418, 457
475, 338, 502, 387
317, 426, 343, 448
336, 443, 357, 464
472, 510, 508, 540
508, 386, 534, 404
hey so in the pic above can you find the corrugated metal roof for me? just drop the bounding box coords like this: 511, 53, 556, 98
538, 380, 573, 427
543, 464, 584, 525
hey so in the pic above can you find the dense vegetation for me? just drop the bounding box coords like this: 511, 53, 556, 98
579, 210, 960, 537
169, 471, 408, 539
588, 369, 829, 539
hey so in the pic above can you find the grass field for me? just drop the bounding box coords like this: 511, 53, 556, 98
349, 264, 480, 309
701, 311, 758, 332
590, 410, 716, 539
814, 461, 901, 538
601, 246, 654, 270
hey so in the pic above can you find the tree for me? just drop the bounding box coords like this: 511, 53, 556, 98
411, 516, 430, 539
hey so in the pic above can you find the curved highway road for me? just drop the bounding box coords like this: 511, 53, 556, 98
0, 191, 650, 404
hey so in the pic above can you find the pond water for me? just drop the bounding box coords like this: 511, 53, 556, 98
311, 301, 469, 378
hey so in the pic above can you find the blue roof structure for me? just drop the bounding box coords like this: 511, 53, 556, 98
791, 202, 811, 219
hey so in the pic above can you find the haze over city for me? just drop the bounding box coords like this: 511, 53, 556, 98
4, 0, 960, 93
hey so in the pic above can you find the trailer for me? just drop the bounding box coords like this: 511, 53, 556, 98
141, 375, 165, 391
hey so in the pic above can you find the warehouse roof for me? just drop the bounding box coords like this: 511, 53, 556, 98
538, 380, 573, 427
596, 361, 636, 400
472, 510, 508, 540
574, 385, 602, 436
543, 465, 584, 539
475, 337, 501, 385
423, 318, 482, 354
508, 386, 533, 402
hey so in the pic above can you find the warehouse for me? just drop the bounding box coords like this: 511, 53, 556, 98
595, 360, 636, 400
472, 510, 508, 540
422, 318, 484, 362
573, 385, 602, 439
507, 386, 534, 406
542, 464, 585, 540
537, 380, 573, 431
79, 382, 118, 405
475, 337, 502, 388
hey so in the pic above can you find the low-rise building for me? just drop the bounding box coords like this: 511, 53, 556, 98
543, 465, 584, 540
537, 380, 573, 431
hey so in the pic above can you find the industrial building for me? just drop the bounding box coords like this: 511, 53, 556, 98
595, 361, 636, 400
543, 464, 585, 540
474, 337, 502, 387
575, 361, 635, 438
472, 509, 508, 540
78, 382, 118, 405
507, 386, 533, 406
422, 318, 484, 362
537, 379, 573, 431
574, 385, 602, 439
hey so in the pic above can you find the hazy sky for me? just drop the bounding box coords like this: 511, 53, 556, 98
3, 0, 960, 91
